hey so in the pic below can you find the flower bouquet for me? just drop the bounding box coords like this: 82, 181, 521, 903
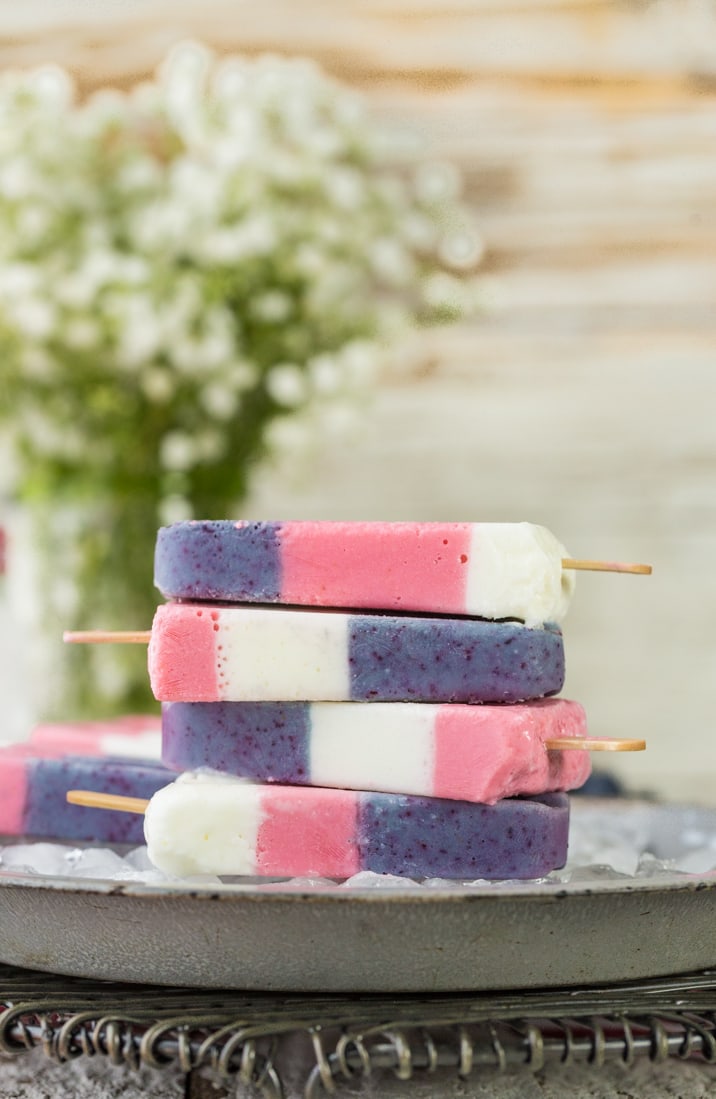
0, 42, 480, 716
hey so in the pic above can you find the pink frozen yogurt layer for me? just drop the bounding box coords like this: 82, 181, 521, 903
28, 715, 161, 759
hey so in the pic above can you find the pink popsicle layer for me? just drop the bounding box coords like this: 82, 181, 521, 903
29, 716, 161, 759
279, 521, 472, 613
0, 751, 28, 833
257, 786, 359, 877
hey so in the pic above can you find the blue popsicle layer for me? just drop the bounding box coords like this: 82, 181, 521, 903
155, 520, 282, 602
348, 617, 564, 703
359, 791, 569, 879
21, 756, 172, 844
162, 701, 310, 780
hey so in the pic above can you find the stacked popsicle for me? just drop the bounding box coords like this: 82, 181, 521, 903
142, 520, 592, 879
0, 716, 167, 844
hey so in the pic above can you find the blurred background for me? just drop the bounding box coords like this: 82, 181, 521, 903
0, 0, 714, 803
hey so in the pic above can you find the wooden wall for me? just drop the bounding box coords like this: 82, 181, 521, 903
1, 1, 715, 800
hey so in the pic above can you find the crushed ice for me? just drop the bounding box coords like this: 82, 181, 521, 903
1, 800, 716, 888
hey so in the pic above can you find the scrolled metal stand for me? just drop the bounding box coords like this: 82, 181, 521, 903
2, 965, 716, 1096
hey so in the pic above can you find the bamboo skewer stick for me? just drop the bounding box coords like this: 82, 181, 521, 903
561, 559, 652, 575
546, 736, 645, 752
63, 630, 152, 644
67, 790, 149, 814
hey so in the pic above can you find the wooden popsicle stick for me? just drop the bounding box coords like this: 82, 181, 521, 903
545, 736, 646, 752
562, 559, 652, 575
67, 790, 149, 814
63, 630, 152, 644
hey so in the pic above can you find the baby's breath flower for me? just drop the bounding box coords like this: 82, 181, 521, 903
265, 362, 308, 408
159, 494, 194, 525
340, 341, 381, 388
63, 317, 100, 351
438, 229, 485, 271
308, 353, 341, 396
141, 368, 174, 403
251, 291, 292, 323
369, 238, 415, 286
414, 160, 462, 204
159, 431, 196, 472
200, 382, 239, 420
8, 297, 55, 339
229, 359, 260, 391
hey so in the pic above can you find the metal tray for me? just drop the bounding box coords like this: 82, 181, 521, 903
0, 800, 715, 992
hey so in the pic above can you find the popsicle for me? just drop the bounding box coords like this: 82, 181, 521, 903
140, 772, 570, 879
0, 748, 172, 843
148, 603, 565, 704
29, 715, 161, 760
161, 697, 590, 803
154, 520, 575, 626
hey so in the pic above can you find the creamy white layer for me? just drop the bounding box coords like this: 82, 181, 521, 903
466, 523, 574, 626
100, 731, 162, 759
216, 607, 351, 701
309, 701, 434, 794
145, 772, 262, 877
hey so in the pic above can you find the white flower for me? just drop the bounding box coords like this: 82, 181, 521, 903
117, 158, 161, 193
414, 161, 462, 204
169, 158, 222, 212
369, 238, 414, 286
323, 166, 364, 210
196, 218, 276, 263
159, 494, 194, 525
141, 368, 174, 403
16, 204, 51, 242
422, 271, 468, 313
228, 359, 260, 391
29, 65, 74, 111
21, 346, 55, 380
159, 432, 196, 472
340, 341, 380, 388
195, 429, 225, 461
400, 212, 438, 251
438, 229, 484, 271
114, 255, 150, 286
292, 244, 327, 278
0, 264, 39, 297
251, 291, 292, 323
82, 251, 124, 290
308, 353, 341, 396
55, 274, 97, 310
130, 200, 197, 253
264, 414, 313, 455
8, 297, 56, 339
265, 363, 308, 408
64, 317, 100, 350
200, 382, 239, 420
112, 294, 163, 368
193, 332, 234, 371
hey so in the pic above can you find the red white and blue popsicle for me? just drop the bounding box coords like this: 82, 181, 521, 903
160, 697, 591, 804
